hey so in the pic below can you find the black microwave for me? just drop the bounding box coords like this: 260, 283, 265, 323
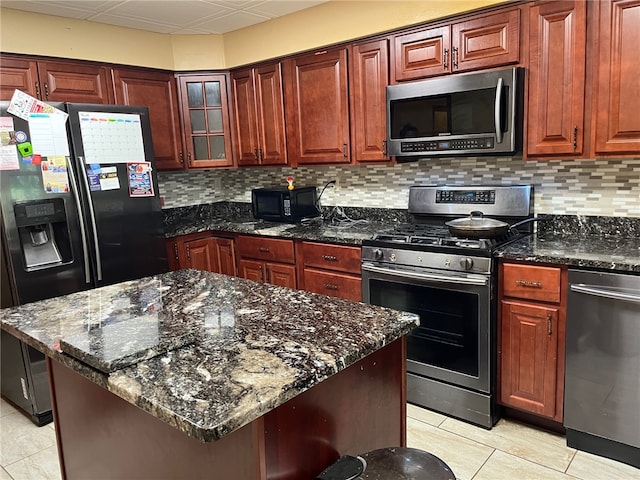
251, 186, 319, 222
387, 67, 524, 159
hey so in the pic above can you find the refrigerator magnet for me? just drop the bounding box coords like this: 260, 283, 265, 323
127, 162, 154, 197
41, 157, 70, 193
86, 165, 101, 191
99, 166, 120, 191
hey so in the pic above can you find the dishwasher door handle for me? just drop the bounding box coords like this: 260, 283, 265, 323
570, 284, 640, 304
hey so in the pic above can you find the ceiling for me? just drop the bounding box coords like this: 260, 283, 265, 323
1, 0, 329, 34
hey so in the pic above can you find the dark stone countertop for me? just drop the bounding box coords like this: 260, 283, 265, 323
0, 270, 418, 442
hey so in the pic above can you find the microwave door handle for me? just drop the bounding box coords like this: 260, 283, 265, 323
494, 77, 504, 144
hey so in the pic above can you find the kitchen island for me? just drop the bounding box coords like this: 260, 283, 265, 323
0, 269, 418, 479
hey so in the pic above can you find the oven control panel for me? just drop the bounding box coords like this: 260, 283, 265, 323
435, 190, 496, 204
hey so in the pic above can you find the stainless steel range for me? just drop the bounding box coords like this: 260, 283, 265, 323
361, 185, 533, 429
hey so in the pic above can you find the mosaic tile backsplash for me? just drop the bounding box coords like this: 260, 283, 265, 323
158, 156, 640, 217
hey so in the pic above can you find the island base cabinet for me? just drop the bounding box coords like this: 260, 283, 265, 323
47, 338, 406, 479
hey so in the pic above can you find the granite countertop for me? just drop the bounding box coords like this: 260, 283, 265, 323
0, 269, 419, 442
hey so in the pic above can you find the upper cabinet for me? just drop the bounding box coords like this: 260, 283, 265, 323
392, 8, 520, 82
349, 39, 390, 163
177, 74, 234, 169
526, 0, 587, 157
283, 48, 351, 165
592, 0, 640, 155
112, 68, 184, 170
0, 56, 113, 103
230, 62, 287, 166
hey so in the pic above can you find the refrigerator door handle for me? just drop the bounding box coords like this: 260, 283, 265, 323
76, 156, 103, 282
66, 156, 91, 284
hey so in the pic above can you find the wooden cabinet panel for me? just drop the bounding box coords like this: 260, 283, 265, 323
231, 68, 259, 166
350, 39, 390, 163
236, 236, 295, 264
393, 26, 450, 81
238, 259, 264, 283
177, 74, 233, 169
594, 0, 640, 154
527, 0, 587, 157
184, 238, 218, 272
301, 242, 361, 274
112, 68, 184, 170
0, 57, 39, 100
37, 61, 113, 103
392, 8, 519, 82
254, 63, 287, 165
451, 9, 520, 73
213, 237, 237, 277
502, 264, 561, 303
500, 300, 560, 419
266, 263, 297, 289
303, 269, 362, 302
284, 48, 350, 165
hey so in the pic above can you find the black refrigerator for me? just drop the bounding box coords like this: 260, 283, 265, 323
0, 102, 168, 425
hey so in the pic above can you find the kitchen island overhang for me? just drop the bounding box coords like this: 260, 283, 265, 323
0, 269, 419, 479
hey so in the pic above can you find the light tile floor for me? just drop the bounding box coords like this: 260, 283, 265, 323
1, 397, 638, 479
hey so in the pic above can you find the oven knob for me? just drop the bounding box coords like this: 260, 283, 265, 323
460, 257, 474, 270
374, 249, 384, 260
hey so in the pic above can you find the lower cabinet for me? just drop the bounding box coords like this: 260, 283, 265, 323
236, 236, 297, 289
498, 261, 567, 423
165, 234, 236, 276
300, 242, 362, 302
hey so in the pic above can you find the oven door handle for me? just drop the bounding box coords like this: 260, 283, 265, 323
361, 264, 488, 286
570, 284, 640, 304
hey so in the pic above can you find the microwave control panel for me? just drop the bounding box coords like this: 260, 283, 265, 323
400, 137, 494, 153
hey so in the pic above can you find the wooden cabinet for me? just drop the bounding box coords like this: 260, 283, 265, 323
592, 0, 640, 155
526, 0, 587, 157
392, 8, 520, 82
0, 56, 113, 103
236, 236, 297, 288
499, 262, 567, 422
349, 39, 390, 163
165, 234, 236, 276
300, 242, 362, 302
283, 48, 351, 165
231, 63, 287, 166
177, 74, 234, 169
112, 68, 184, 170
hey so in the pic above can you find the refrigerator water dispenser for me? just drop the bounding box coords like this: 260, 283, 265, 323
13, 198, 72, 270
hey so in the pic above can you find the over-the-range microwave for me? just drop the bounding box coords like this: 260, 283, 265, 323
386, 67, 524, 159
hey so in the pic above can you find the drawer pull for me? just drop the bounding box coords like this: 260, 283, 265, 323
515, 280, 542, 288
258, 247, 270, 253
322, 255, 338, 262
547, 314, 552, 336
324, 284, 338, 290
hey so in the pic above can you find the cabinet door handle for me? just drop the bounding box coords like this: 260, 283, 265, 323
35, 81, 41, 98
254, 148, 259, 161
179, 151, 184, 164
382, 140, 388, 156
573, 126, 578, 151
187, 151, 192, 166
258, 247, 270, 253
186, 245, 190, 260
173, 244, 179, 260
44, 82, 50, 98
547, 314, 553, 336
322, 255, 338, 262
343, 143, 348, 159
515, 280, 542, 288
452, 47, 459, 69
443, 48, 449, 69
324, 284, 338, 291
259, 265, 264, 282
258, 148, 263, 161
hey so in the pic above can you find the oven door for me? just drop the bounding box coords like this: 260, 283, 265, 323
362, 262, 492, 393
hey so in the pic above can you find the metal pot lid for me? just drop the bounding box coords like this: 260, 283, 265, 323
445, 211, 509, 231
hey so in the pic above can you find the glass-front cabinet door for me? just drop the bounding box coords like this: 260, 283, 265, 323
177, 74, 233, 168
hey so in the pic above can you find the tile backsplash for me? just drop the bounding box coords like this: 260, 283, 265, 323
158, 156, 640, 217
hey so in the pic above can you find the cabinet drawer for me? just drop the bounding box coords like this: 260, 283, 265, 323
303, 269, 362, 302
302, 242, 361, 274
236, 236, 295, 263
502, 264, 561, 303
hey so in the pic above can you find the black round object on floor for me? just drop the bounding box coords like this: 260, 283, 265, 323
358, 447, 455, 480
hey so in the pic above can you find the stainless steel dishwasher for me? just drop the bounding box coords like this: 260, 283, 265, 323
565, 269, 640, 469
